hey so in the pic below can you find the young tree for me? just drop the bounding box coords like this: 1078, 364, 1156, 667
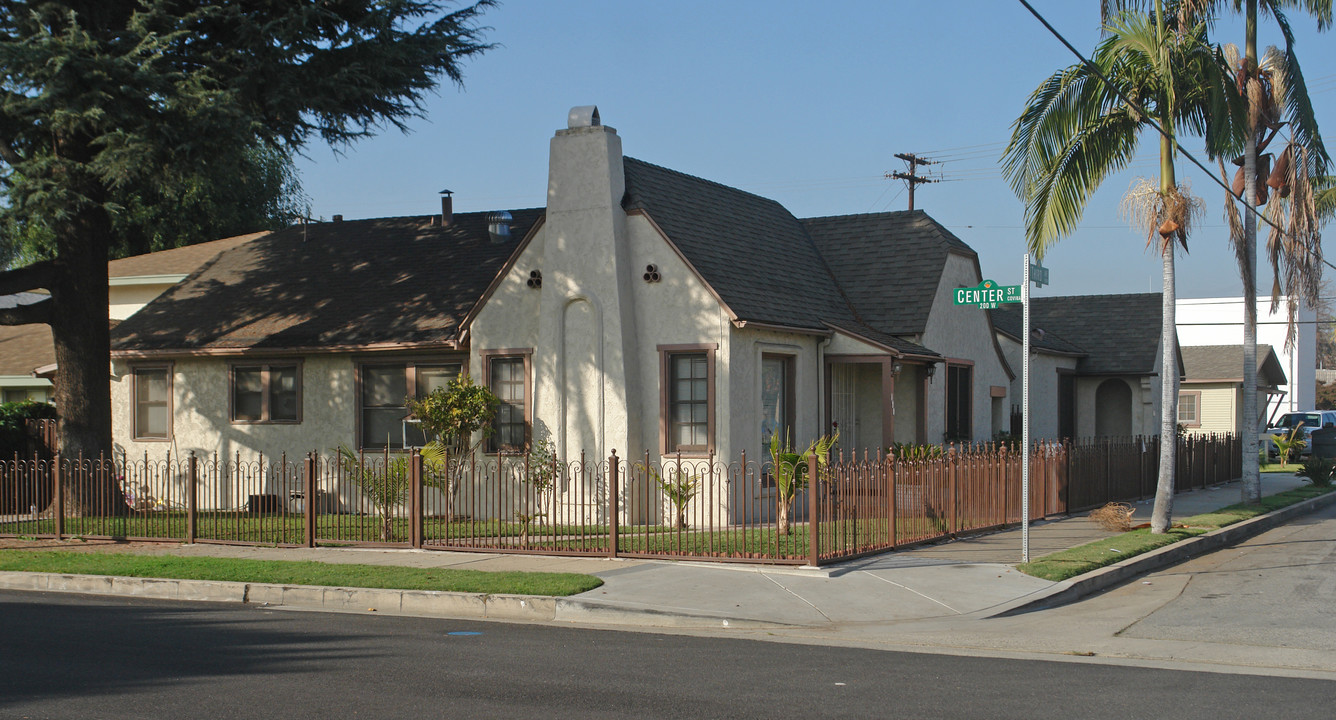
1003, 1, 1242, 532
0, 1, 494, 513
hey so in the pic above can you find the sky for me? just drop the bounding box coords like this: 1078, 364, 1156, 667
293, 0, 1336, 302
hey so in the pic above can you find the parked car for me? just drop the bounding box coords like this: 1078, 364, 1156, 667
1266, 410, 1336, 459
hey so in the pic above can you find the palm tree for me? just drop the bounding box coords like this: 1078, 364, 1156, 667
1111, 1, 1331, 505
1003, 1, 1241, 533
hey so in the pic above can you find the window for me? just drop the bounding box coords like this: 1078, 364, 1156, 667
659, 344, 716, 455
231, 363, 301, 423
760, 354, 795, 458
132, 366, 172, 441
358, 361, 460, 449
945, 363, 972, 442
2, 388, 48, 404
1178, 391, 1201, 426
484, 353, 530, 453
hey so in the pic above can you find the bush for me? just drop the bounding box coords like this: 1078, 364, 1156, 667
405, 372, 499, 454
888, 442, 944, 462
1296, 457, 1334, 488
0, 400, 57, 457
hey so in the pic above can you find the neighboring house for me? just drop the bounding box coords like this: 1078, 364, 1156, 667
0, 232, 267, 403
1179, 344, 1287, 436
991, 293, 1176, 440
107, 108, 1013, 518
1176, 296, 1315, 421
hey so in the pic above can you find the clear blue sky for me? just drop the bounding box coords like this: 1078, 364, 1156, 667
293, 0, 1336, 300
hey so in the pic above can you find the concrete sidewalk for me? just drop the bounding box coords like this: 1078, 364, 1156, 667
0, 472, 1321, 630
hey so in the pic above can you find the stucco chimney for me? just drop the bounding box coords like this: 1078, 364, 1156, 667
439, 189, 453, 227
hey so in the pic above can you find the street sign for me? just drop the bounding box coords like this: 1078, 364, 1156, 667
953, 279, 1022, 309
1030, 262, 1049, 288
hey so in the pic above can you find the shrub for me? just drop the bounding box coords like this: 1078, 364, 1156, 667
1296, 457, 1334, 488
406, 372, 499, 454
888, 442, 944, 462
0, 400, 57, 457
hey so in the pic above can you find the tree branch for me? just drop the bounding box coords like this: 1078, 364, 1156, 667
0, 296, 52, 326
0, 260, 56, 295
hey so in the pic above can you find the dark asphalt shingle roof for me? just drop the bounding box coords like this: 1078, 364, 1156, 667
112, 210, 542, 353
1182, 344, 1288, 387
803, 211, 973, 336
992, 293, 1165, 375
989, 305, 1087, 355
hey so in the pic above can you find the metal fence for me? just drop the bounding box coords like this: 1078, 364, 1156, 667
0, 433, 1241, 566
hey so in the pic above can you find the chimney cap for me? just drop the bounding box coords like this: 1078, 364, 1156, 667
568, 106, 600, 129
439, 188, 453, 196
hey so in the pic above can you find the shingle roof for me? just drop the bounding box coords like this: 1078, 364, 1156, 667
803, 211, 973, 336
989, 305, 1087, 355
992, 293, 1165, 375
1182, 344, 1288, 387
622, 157, 855, 331
0, 323, 54, 376
108, 231, 267, 278
111, 210, 542, 353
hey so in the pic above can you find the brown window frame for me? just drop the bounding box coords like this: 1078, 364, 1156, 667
356, 358, 464, 451
131, 363, 173, 442
229, 361, 303, 425
659, 343, 717, 456
480, 349, 533, 454
944, 360, 974, 443
1178, 389, 1203, 427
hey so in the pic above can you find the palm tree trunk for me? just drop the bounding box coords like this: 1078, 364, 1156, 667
1240, 0, 1263, 505
1153, 242, 1178, 534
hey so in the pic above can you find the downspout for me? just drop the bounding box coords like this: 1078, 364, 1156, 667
817, 333, 832, 441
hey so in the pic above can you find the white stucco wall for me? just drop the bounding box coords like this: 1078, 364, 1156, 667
919, 252, 1013, 442
994, 333, 1080, 440
109, 281, 180, 321
1176, 296, 1314, 418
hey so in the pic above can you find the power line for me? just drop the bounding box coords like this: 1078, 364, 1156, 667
886, 153, 939, 211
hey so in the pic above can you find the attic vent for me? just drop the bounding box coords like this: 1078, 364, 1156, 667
568, 105, 600, 129
643, 263, 661, 283
527, 270, 542, 289
488, 211, 513, 244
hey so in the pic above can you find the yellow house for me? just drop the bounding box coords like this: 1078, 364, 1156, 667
1179, 344, 1288, 436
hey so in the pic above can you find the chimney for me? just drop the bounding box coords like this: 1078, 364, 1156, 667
439, 189, 453, 227
332, 214, 343, 223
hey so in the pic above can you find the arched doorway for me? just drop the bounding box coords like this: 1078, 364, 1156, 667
1095, 379, 1133, 437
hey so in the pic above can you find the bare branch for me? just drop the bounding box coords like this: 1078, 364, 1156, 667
0, 260, 56, 295
0, 296, 52, 326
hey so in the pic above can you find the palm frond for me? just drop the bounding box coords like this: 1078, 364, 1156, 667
1270, 7, 1331, 171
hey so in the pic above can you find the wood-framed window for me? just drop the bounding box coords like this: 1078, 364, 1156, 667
481, 349, 532, 453
131, 364, 172, 441
659, 343, 716, 455
945, 361, 973, 442
1178, 390, 1202, 427
230, 362, 302, 424
358, 360, 461, 449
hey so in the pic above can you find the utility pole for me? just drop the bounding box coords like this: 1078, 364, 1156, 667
886, 152, 938, 211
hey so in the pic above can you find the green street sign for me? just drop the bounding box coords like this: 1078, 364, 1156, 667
954, 279, 1021, 309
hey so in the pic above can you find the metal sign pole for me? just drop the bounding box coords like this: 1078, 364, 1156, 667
1022, 254, 1031, 564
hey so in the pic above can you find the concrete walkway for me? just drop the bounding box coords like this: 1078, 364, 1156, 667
0, 472, 1320, 631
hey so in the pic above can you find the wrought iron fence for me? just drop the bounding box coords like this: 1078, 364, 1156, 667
0, 433, 1241, 566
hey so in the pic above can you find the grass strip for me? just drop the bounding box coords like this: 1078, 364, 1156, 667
1019, 484, 1335, 582
0, 551, 603, 596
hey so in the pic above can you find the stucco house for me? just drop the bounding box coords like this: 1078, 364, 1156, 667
1179, 344, 1287, 436
108, 107, 1012, 474
991, 293, 1177, 440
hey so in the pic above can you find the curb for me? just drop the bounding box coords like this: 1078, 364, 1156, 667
0, 571, 788, 629
984, 488, 1336, 618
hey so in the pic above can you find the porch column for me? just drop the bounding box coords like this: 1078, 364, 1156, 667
881, 357, 895, 450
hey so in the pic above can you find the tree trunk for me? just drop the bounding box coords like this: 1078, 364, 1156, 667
1152, 244, 1178, 534
1240, 0, 1263, 505
52, 201, 125, 516
777, 495, 791, 536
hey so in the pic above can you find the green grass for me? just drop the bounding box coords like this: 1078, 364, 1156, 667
0, 550, 603, 596
1019, 485, 1335, 581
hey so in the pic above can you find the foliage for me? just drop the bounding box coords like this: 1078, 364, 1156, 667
652, 466, 701, 530
888, 442, 945, 462
769, 431, 838, 536
0, 400, 57, 456
0, 0, 496, 463
1317, 380, 1336, 411
1296, 456, 1334, 487
336, 444, 445, 542
515, 438, 559, 543
1271, 423, 1307, 463
407, 373, 500, 454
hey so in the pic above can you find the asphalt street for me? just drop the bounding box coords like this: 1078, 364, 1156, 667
1, 590, 1332, 720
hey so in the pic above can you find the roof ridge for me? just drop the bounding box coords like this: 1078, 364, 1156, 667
623, 157, 788, 210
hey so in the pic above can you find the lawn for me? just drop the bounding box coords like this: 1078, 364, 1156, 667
0, 550, 603, 596
1018, 484, 1335, 581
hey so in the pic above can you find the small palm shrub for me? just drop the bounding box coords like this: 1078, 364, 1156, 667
1296, 457, 1334, 488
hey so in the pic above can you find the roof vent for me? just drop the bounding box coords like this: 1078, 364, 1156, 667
440, 189, 453, 227
332, 214, 343, 223
568, 105, 600, 129
488, 211, 513, 244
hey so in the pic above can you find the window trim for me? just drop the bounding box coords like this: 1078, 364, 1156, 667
944, 359, 974, 442
760, 352, 797, 452
130, 363, 173, 442
355, 356, 465, 451
228, 360, 303, 425
659, 343, 717, 456
1178, 389, 1203, 427
480, 348, 533, 454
